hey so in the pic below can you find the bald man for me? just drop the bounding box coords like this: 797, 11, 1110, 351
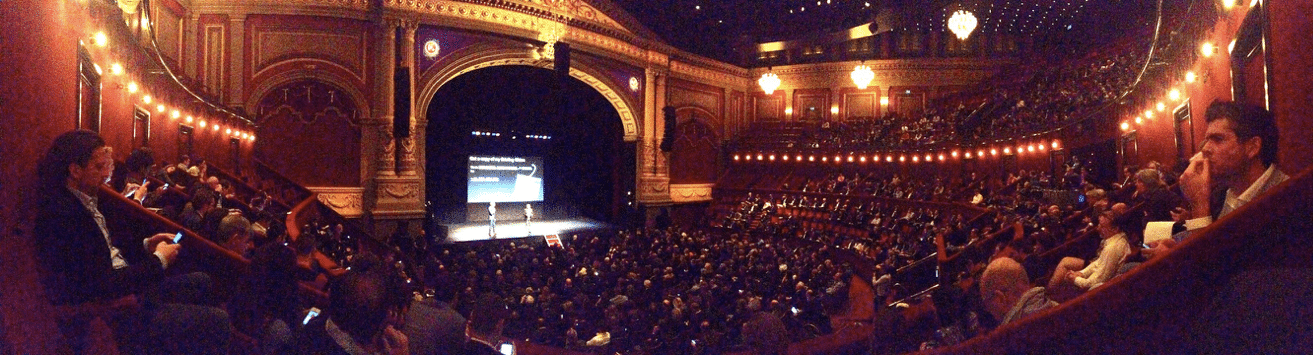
980, 257, 1057, 325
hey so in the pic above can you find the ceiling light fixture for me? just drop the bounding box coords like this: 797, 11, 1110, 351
851, 63, 874, 89
758, 71, 781, 95
948, 10, 978, 40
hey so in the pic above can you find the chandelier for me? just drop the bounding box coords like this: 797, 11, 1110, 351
758, 72, 781, 95
948, 10, 978, 41
850, 64, 874, 89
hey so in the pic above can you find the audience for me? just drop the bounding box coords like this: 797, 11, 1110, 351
35, 130, 231, 355
1046, 210, 1133, 301
979, 257, 1056, 325
429, 228, 848, 353
456, 293, 510, 355
296, 267, 410, 355
216, 214, 255, 257
741, 312, 789, 355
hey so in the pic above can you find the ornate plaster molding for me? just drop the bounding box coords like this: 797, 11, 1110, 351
669, 183, 714, 203
415, 49, 639, 141
378, 178, 421, 199
309, 187, 365, 218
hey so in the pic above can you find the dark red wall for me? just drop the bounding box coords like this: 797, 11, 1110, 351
1, 0, 255, 351
670, 108, 721, 184
253, 80, 363, 187
1268, 0, 1313, 174
1, 0, 84, 351
1126, 2, 1312, 175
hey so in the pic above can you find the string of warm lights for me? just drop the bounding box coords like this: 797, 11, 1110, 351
1119, 0, 1250, 133
732, 139, 1061, 164
81, 2, 257, 145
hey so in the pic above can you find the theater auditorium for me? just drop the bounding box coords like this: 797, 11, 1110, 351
2, 0, 1312, 354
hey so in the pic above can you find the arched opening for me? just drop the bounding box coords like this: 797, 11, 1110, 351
253, 79, 362, 187
425, 66, 632, 236
670, 108, 721, 184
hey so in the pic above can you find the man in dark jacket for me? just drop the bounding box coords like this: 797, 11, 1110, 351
35, 130, 230, 354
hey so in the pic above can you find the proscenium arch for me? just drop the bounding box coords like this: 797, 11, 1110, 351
415, 46, 639, 142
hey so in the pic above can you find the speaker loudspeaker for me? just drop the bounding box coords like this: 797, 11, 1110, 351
394, 67, 411, 138
660, 106, 676, 152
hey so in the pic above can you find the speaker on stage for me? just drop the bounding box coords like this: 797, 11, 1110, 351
394, 66, 411, 138
660, 106, 676, 152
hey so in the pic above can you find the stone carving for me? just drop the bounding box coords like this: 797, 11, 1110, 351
399, 131, 418, 175
379, 124, 397, 175
668, 183, 714, 203
381, 181, 420, 199
314, 188, 364, 217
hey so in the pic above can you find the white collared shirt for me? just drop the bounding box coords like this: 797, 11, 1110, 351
68, 186, 171, 269
1183, 165, 1279, 231
69, 187, 129, 269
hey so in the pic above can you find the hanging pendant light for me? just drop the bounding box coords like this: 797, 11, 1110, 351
851, 63, 874, 89
758, 70, 781, 95
948, 10, 978, 41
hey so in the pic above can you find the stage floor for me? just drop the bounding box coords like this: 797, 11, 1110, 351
440, 218, 608, 243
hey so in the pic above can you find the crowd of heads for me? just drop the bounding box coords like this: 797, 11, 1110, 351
425, 228, 852, 354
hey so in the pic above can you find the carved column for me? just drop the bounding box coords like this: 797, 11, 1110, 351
370, 18, 424, 221
398, 22, 419, 176
374, 19, 397, 177
636, 53, 671, 206
228, 14, 247, 108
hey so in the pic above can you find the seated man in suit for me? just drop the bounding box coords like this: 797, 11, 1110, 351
35, 130, 231, 354
1143, 101, 1289, 258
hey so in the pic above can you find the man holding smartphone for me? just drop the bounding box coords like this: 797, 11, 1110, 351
35, 130, 231, 354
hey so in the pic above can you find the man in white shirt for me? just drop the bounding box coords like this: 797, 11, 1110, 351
1144, 101, 1288, 258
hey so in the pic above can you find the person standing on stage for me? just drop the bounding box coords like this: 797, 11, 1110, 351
524, 204, 533, 235
488, 202, 497, 238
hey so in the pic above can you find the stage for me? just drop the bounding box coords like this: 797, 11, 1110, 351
438, 217, 609, 243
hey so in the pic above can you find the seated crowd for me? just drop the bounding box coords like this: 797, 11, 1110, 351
35, 94, 1290, 354
426, 228, 853, 354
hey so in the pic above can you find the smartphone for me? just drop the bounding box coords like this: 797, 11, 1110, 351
791, 306, 800, 315
172, 231, 184, 243
162, 183, 170, 190
498, 342, 515, 355
1141, 242, 1151, 249
303, 307, 321, 325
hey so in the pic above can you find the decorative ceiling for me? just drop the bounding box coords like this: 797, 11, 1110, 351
611, 0, 1162, 65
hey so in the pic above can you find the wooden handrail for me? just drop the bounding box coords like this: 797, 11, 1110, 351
97, 184, 250, 299
285, 193, 320, 242
253, 159, 313, 206
920, 166, 1313, 354
208, 163, 292, 212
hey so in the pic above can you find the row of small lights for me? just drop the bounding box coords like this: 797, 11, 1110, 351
84, 31, 256, 142
471, 131, 553, 140
734, 140, 1061, 164
1120, 0, 1254, 132
781, 0, 874, 14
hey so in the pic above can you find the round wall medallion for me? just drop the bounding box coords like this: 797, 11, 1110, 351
423, 39, 441, 58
